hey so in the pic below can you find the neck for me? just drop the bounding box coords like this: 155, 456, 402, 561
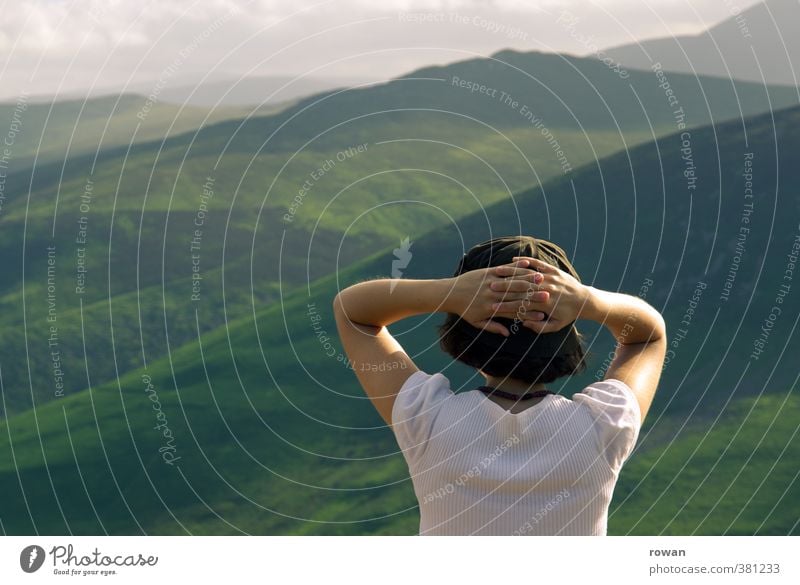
482, 375, 547, 396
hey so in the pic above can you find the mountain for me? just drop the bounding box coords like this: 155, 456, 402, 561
0, 48, 797, 418
0, 93, 287, 170
153, 75, 384, 107
0, 96, 797, 534
7, 69, 242, 104
602, 0, 800, 86
17, 74, 382, 108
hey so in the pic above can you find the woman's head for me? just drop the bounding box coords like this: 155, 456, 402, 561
437, 235, 588, 384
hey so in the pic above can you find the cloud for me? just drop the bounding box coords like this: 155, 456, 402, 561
0, 0, 767, 100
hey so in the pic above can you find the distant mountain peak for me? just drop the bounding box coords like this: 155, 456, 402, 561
601, 0, 800, 85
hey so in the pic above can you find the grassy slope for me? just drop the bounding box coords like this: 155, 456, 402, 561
611, 392, 800, 535
0, 252, 422, 535
1, 102, 799, 534
1, 48, 797, 416
0, 93, 290, 170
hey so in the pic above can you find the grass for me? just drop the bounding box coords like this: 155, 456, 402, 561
611, 392, 800, 535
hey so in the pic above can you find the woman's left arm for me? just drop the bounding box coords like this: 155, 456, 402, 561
332, 261, 546, 425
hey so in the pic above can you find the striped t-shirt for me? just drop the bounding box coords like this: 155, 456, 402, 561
391, 370, 642, 535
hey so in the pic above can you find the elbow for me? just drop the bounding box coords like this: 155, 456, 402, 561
652, 309, 667, 341
333, 289, 358, 322
332, 293, 349, 333
332, 291, 345, 315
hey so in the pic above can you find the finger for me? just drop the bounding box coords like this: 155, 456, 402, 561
494, 309, 529, 320
492, 264, 537, 278
524, 311, 548, 321
511, 256, 559, 273
493, 259, 531, 271
490, 274, 545, 292
522, 317, 562, 334
493, 290, 549, 304
494, 307, 548, 321
475, 318, 510, 337
491, 293, 549, 312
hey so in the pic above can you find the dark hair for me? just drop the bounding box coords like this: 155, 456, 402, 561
437, 313, 590, 385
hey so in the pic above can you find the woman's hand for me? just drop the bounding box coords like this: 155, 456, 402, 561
489, 255, 590, 333
444, 259, 549, 337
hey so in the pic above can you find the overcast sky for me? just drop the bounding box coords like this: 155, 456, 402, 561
0, 0, 766, 101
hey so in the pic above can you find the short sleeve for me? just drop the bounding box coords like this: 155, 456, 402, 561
573, 379, 642, 471
391, 370, 451, 466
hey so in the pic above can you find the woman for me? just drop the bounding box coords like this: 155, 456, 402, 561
332, 235, 666, 535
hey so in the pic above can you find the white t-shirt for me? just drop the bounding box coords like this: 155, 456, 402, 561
391, 370, 642, 536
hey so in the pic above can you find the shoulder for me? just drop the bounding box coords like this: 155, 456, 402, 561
572, 378, 642, 424
571, 378, 643, 469
390, 370, 454, 465
391, 370, 453, 425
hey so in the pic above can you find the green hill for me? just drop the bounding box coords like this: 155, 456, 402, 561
0, 48, 797, 416
611, 392, 800, 535
0, 93, 284, 170
0, 97, 798, 534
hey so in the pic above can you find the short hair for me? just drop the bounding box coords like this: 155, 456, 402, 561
437, 234, 590, 385
437, 314, 590, 384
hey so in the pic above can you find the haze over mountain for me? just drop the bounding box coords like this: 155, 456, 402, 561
152, 75, 386, 108
602, 0, 800, 86
2, 0, 774, 100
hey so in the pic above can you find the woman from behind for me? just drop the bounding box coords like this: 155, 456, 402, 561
333, 235, 667, 535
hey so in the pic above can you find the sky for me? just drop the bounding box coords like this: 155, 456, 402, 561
0, 0, 767, 100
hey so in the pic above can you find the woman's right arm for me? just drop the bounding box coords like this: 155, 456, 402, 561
580, 285, 666, 346
579, 286, 667, 424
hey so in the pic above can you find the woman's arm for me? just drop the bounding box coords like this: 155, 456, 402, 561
333, 261, 543, 424
499, 255, 666, 423
581, 285, 666, 423
579, 285, 666, 345
334, 278, 453, 328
